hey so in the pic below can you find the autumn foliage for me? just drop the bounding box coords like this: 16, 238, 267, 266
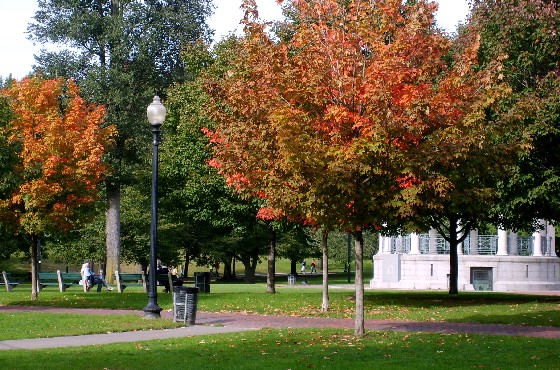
1, 77, 116, 235
202, 0, 519, 331
204, 0, 509, 230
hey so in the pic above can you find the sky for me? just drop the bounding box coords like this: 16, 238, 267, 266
0, 0, 470, 80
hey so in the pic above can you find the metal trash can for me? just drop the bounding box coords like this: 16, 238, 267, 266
288, 274, 296, 284
194, 271, 211, 293
173, 286, 199, 325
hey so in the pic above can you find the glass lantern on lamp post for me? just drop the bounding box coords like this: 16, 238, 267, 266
143, 95, 166, 318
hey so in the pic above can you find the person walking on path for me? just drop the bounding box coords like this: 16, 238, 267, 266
301, 260, 307, 274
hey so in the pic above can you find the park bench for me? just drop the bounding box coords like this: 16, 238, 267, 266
37, 271, 87, 292
1, 271, 19, 292
114, 271, 147, 293
60, 272, 86, 291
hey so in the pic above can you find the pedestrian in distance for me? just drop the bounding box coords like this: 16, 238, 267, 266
213, 260, 220, 278
310, 260, 317, 274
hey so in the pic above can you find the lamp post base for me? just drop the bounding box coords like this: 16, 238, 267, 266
143, 302, 162, 319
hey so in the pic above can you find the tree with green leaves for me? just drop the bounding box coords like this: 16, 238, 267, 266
469, 0, 560, 231
28, 0, 213, 281
159, 38, 271, 282
0, 83, 29, 259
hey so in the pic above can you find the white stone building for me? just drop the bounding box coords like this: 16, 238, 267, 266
370, 222, 560, 292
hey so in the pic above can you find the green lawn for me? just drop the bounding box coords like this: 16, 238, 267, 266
1, 281, 559, 369
2, 283, 559, 330
0, 256, 362, 277
1, 329, 559, 369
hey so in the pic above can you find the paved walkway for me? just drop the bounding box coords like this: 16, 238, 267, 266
1, 305, 559, 350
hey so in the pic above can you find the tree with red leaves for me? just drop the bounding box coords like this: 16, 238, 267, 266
1, 77, 115, 300
204, 0, 515, 336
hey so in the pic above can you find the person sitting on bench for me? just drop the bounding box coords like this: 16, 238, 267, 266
81, 260, 113, 292
156, 260, 170, 293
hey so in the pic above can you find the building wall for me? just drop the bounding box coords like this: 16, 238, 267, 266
371, 254, 560, 292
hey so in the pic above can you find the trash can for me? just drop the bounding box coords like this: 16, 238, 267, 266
173, 286, 199, 325
288, 274, 296, 284
194, 271, 211, 293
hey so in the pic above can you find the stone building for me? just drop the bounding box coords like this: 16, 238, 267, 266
371, 222, 559, 292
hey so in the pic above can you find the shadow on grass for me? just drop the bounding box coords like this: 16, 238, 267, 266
363, 290, 560, 308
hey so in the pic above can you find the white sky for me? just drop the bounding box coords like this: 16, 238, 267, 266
0, 0, 469, 80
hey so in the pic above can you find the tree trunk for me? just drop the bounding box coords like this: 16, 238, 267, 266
243, 264, 256, 283
354, 229, 365, 337
240, 255, 257, 283
105, 187, 121, 284
290, 259, 297, 275
267, 227, 277, 293
321, 229, 329, 312
30, 234, 39, 301
183, 252, 190, 278
222, 257, 234, 280
448, 218, 459, 295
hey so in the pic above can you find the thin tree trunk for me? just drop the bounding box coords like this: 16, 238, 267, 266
30, 234, 39, 301
354, 229, 365, 337
267, 227, 277, 293
321, 229, 329, 312
183, 252, 190, 278
105, 187, 121, 284
449, 218, 459, 295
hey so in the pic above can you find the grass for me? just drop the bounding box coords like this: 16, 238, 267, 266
1, 329, 559, 369
1, 282, 559, 369
2, 283, 560, 329
0, 256, 366, 281
1, 258, 559, 368
0, 312, 183, 340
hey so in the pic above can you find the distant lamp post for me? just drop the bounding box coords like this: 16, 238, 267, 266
143, 95, 166, 319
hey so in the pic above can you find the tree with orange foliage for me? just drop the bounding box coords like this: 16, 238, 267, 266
204, 0, 515, 336
1, 77, 115, 300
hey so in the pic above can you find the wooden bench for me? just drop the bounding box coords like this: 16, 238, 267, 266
60, 272, 86, 291
37, 271, 87, 292
114, 271, 147, 293
1, 271, 19, 292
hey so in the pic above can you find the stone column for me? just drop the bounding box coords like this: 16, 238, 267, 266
533, 228, 543, 257
378, 234, 389, 254
377, 234, 385, 255
509, 232, 518, 256
410, 233, 420, 255
469, 229, 479, 255
547, 223, 556, 257
455, 221, 463, 255
429, 228, 437, 254
497, 228, 508, 256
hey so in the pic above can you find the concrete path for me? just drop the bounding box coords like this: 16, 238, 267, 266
1, 305, 559, 350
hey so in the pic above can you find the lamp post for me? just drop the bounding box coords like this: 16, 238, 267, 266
143, 95, 166, 318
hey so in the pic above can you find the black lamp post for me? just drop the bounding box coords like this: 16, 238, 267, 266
143, 95, 166, 319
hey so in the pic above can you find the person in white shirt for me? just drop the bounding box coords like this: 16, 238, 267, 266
81, 260, 113, 292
